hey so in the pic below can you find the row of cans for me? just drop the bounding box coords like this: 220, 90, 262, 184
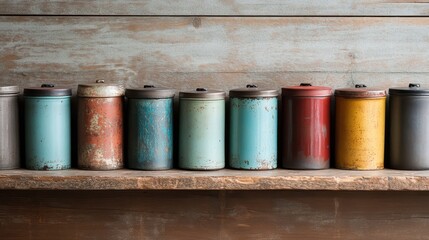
0, 81, 426, 170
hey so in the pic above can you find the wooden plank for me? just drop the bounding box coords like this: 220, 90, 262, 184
1, 169, 429, 190
0, 0, 429, 16
0, 17, 428, 91
1, 190, 429, 239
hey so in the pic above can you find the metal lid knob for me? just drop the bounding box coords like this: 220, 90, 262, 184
355, 84, 367, 88
144, 85, 155, 88
246, 84, 258, 88
41, 84, 55, 88
95, 79, 105, 84
196, 88, 208, 92
409, 83, 420, 88
300, 83, 312, 86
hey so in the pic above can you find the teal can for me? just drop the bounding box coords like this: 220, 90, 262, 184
126, 85, 175, 170
179, 88, 225, 170
229, 85, 279, 170
24, 84, 72, 170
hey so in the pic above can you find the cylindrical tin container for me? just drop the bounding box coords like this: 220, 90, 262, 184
126, 85, 175, 170
229, 84, 278, 170
24, 84, 72, 170
179, 88, 225, 170
335, 84, 386, 170
77, 80, 125, 170
0, 86, 20, 169
282, 83, 332, 169
390, 83, 429, 170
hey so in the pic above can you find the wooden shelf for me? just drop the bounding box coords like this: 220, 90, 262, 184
0, 169, 428, 191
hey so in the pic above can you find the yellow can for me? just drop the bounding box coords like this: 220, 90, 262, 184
335, 85, 386, 170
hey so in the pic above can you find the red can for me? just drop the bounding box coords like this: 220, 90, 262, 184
282, 83, 332, 169
77, 80, 125, 170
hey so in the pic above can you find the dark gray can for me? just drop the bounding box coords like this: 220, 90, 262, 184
390, 83, 429, 170
0, 86, 20, 169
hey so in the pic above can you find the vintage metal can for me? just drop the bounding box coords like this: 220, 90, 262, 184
24, 84, 72, 170
0, 86, 20, 169
335, 84, 386, 170
229, 84, 278, 170
126, 85, 175, 170
179, 88, 225, 170
77, 80, 125, 170
282, 83, 332, 169
390, 83, 429, 169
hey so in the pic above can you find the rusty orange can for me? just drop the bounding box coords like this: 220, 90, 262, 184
77, 80, 125, 170
335, 84, 386, 170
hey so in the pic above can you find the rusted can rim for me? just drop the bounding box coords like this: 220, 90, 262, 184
230, 84, 278, 98
78, 80, 125, 97
389, 83, 429, 96
0, 85, 20, 95
180, 88, 225, 100
335, 84, 386, 98
24, 84, 72, 97
282, 83, 332, 97
126, 85, 176, 99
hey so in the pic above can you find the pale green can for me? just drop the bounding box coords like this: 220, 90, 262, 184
179, 88, 225, 170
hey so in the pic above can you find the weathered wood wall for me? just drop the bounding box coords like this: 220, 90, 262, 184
2, 190, 429, 240
1, 0, 429, 16
1, 1, 428, 91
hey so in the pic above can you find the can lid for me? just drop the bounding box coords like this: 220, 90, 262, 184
282, 83, 332, 97
0, 85, 20, 95
24, 84, 72, 97
78, 79, 125, 97
389, 83, 429, 96
179, 88, 225, 99
335, 84, 386, 98
126, 85, 176, 99
229, 84, 278, 98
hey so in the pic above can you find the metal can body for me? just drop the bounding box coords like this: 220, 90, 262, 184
78, 97, 123, 170
335, 87, 386, 170
390, 84, 429, 169
25, 96, 71, 170
0, 86, 20, 169
282, 85, 332, 169
230, 97, 278, 170
127, 98, 174, 170
179, 89, 225, 170
283, 96, 331, 169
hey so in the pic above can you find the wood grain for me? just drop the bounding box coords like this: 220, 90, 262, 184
0, 17, 428, 91
1, 190, 429, 239
0, 0, 429, 16
1, 169, 429, 190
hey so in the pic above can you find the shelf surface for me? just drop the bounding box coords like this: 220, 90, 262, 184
1, 169, 429, 191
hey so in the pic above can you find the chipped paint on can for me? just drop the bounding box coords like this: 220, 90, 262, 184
0, 87, 20, 169
282, 96, 331, 169
24, 96, 71, 170
78, 97, 123, 170
335, 96, 386, 170
229, 97, 278, 170
179, 98, 225, 170
127, 98, 173, 170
